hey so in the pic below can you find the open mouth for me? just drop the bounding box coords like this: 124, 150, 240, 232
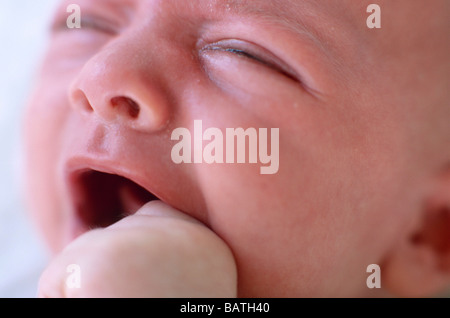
72, 170, 158, 229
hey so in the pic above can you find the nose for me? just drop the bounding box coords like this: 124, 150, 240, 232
69, 41, 170, 133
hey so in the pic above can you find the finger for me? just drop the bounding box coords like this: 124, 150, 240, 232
109, 200, 204, 230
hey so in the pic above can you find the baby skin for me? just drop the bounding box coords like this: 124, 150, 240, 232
25, 0, 450, 297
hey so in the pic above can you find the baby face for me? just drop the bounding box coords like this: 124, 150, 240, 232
24, 0, 450, 296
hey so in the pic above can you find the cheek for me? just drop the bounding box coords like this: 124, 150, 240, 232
192, 102, 413, 296
24, 79, 72, 252
186, 90, 335, 296
193, 134, 331, 296
198, 165, 333, 296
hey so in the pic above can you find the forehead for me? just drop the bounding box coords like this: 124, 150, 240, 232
59, 0, 446, 35
59, 0, 365, 56
60, 0, 361, 30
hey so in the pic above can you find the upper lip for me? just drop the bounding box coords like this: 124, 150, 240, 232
66, 157, 162, 201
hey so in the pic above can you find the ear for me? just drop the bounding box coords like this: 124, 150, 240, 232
381, 167, 450, 297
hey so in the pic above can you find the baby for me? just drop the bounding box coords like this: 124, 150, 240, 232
23, 0, 450, 297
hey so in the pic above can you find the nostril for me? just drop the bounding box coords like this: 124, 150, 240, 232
111, 96, 140, 119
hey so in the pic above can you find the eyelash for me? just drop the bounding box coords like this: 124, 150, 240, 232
81, 17, 118, 35
52, 15, 118, 35
201, 41, 299, 81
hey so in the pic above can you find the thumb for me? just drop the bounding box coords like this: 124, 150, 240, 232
109, 200, 204, 230
38, 200, 237, 297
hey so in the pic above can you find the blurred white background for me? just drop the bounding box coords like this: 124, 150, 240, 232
0, 0, 60, 297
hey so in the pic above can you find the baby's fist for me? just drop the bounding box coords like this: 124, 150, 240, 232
38, 201, 237, 297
